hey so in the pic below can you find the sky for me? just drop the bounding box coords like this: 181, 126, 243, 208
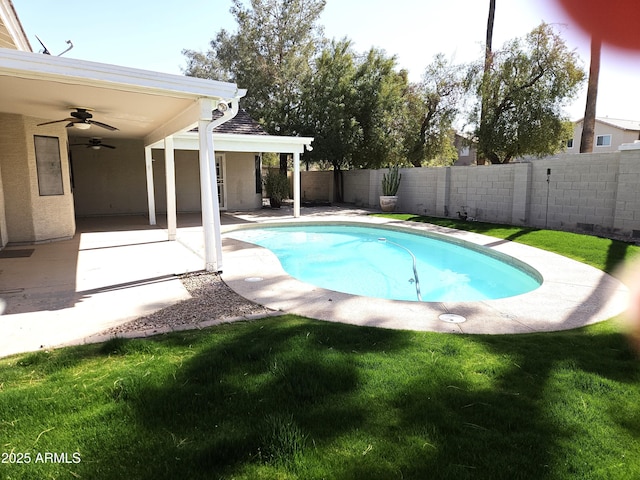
12, 0, 640, 121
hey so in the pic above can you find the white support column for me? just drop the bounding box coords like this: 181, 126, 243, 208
208, 142, 224, 271
293, 151, 301, 218
197, 96, 241, 272
144, 146, 156, 226
164, 136, 177, 241
198, 118, 217, 271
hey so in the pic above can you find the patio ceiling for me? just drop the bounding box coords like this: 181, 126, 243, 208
0, 48, 242, 144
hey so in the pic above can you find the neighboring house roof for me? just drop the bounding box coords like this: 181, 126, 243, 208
576, 117, 640, 131
212, 108, 268, 135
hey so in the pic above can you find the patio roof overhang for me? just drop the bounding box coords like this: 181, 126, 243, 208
0, 47, 244, 144
0, 47, 249, 272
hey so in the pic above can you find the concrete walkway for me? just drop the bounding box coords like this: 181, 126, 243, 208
0, 207, 631, 357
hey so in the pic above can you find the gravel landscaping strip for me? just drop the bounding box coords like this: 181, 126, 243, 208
100, 271, 273, 337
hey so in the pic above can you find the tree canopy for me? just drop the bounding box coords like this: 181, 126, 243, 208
183, 5, 586, 171
296, 40, 407, 200
402, 54, 470, 167
472, 23, 585, 163
182, 0, 326, 136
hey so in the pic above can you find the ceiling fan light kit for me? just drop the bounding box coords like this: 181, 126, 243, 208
70, 137, 116, 150
37, 107, 118, 132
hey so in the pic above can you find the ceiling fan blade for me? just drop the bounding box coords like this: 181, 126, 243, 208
101, 144, 116, 149
37, 118, 74, 126
88, 120, 118, 131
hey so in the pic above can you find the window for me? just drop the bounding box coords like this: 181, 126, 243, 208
34, 135, 64, 196
566, 138, 574, 148
459, 146, 470, 156
596, 134, 611, 147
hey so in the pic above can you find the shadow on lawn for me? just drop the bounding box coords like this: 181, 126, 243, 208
7, 315, 639, 479
100, 317, 413, 479
86, 321, 637, 480
382, 330, 640, 480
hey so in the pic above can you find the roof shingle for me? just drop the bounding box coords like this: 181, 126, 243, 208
212, 108, 268, 135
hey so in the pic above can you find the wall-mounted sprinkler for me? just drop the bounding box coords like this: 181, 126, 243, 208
457, 206, 476, 221
378, 237, 422, 301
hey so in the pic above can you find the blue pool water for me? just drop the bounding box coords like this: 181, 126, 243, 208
227, 224, 542, 302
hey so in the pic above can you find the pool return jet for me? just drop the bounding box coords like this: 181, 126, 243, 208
378, 237, 422, 301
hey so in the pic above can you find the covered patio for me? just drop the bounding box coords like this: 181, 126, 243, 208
1, 47, 313, 272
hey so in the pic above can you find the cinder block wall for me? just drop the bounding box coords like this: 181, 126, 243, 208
614, 148, 640, 236
301, 171, 333, 203
307, 147, 640, 239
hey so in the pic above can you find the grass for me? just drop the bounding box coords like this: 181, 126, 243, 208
1, 217, 639, 479
374, 213, 640, 275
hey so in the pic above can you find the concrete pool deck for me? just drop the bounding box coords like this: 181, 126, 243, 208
218, 212, 629, 334
0, 207, 631, 358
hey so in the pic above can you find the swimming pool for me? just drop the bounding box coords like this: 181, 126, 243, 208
226, 224, 542, 302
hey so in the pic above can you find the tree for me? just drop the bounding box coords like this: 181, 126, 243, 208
579, 36, 601, 153
298, 42, 406, 201
349, 48, 407, 170
478, 0, 496, 165
298, 39, 360, 198
182, 0, 326, 137
472, 23, 585, 163
401, 54, 469, 167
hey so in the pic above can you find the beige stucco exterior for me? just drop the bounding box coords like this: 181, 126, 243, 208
0, 113, 76, 244
71, 138, 148, 216
568, 118, 640, 153
72, 141, 263, 216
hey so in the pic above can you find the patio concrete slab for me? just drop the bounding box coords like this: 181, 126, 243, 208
0, 216, 204, 358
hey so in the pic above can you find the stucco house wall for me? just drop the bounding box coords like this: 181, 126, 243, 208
149, 150, 202, 214
568, 118, 640, 153
0, 113, 75, 243
73, 144, 263, 216
72, 138, 149, 216
224, 151, 262, 210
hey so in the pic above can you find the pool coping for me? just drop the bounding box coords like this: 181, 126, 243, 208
220, 215, 630, 334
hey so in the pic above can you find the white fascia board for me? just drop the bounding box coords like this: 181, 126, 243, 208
144, 98, 214, 147
150, 132, 314, 153
215, 133, 314, 153
0, 2, 31, 51
0, 48, 241, 99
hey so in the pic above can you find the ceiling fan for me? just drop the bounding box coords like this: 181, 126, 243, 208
70, 138, 116, 150
37, 107, 118, 131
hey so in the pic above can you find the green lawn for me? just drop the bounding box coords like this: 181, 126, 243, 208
1, 218, 639, 480
375, 213, 640, 275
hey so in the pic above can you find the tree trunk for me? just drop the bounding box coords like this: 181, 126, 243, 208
279, 153, 289, 174
333, 168, 344, 203
580, 36, 601, 153
478, 0, 496, 165
484, 0, 496, 74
